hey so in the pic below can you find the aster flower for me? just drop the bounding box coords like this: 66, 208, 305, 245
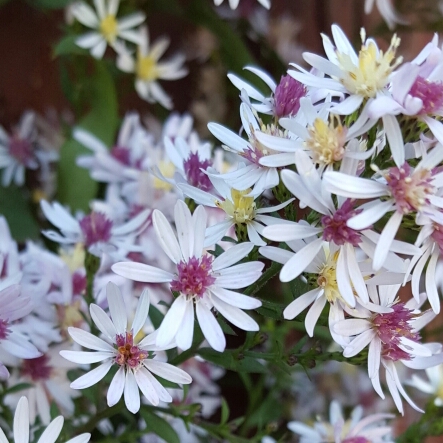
60, 282, 192, 413
0, 285, 41, 380
323, 146, 443, 271
288, 400, 394, 443
72, 0, 145, 59
214, 0, 271, 10
0, 396, 90, 443
112, 200, 263, 352
334, 285, 443, 414
40, 200, 150, 259
117, 26, 188, 109
408, 364, 443, 406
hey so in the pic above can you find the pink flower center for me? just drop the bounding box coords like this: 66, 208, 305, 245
79, 212, 113, 247
274, 74, 306, 118
372, 303, 420, 361
9, 136, 34, 166
409, 76, 443, 115
0, 319, 10, 340
386, 163, 434, 214
111, 145, 131, 166
171, 255, 216, 298
21, 355, 52, 381
72, 271, 87, 295
321, 200, 363, 246
431, 223, 443, 253
115, 331, 147, 368
183, 152, 213, 191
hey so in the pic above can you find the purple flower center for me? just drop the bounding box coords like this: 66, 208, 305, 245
343, 438, 370, 443
372, 303, 420, 361
274, 74, 306, 118
72, 271, 87, 295
79, 212, 113, 247
386, 163, 434, 214
183, 152, 213, 191
171, 255, 216, 299
321, 200, 363, 246
115, 331, 146, 368
21, 355, 52, 381
9, 136, 34, 166
111, 145, 131, 166
431, 223, 443, 253
0, 319, 10, 340
409, 76, 443, 115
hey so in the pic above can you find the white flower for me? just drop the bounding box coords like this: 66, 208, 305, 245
288, 399, 394, 443
214, 0, 271, 10
112, 200, 263, 352
40, 200, 150, 259
408, 364, 443, 406
0, 285, 41, 380
72, 0, 145, 59
117, 26, 188, 109
0, 396, 90, 443
60, 282, 192, 413
334, 285, 443, 414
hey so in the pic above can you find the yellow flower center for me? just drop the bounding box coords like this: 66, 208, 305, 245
216, 189, 256, 224
317, 250, 342, 303
305, 117, 347, 166
337, 29, 402, 98
59, 243, 85, 273
137, 53, 160, 81
153, 160, 175, 191
100, 14, 118, 43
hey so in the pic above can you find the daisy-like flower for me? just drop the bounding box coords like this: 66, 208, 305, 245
72, 0, 145, 59
288, 400, 394, 443
289, 25, 403, 116
214, 0, 271, 10
112, 200, 263, 352
365, 0, 408, 30
0, 285, 41, 380
408, 364, 443, 406
178, 168, 293, 247
0, 396, 90, 443
40, 200, 150, 259
323, 146, 443, 271
60, 282, 192, 413
117, 26, 188, 109
334, 285, 443, 414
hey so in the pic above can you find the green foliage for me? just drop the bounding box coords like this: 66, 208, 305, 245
198, 348, 267, 373
139, 409, 180, 443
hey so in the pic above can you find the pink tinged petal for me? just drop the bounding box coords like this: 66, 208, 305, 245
192, 205, 207, 258
323, 172, 387, 199
196, 301, 226, 352
262, 223, 321, 242
132, 289, 150, 337
124, 369, 140, 413
211, 296, 259, 331
2, 332, 41, 358
153, 209, 182, 263
71, 360, 113, 389
134, 367, 160, 405
175, 299, 194, 350
67, 327, 115, 352
383, 114, 405, 167
373, 211, 403, 271
143, 359, 192, 384
210, 286, 262, 310
107, 366, 125, 407
174, 200, 194, 261
89, 304, 117, 341
331, 95, 364, 115
156, 296, 188, 348
106, 282, 127, 335
215, 262, 264, 289
333, 319, 372, 337
368, 335, 381, 379
112, 262, 174, 283
259, 245, 294, 265
392, 63, 420, 105
425, 249, 440, 314
343, 329, 376, 358
14, 397, 29, 443
305, 295, 327, 337
279, 237, 324, 282
207, 123, 249, 152
348, 200, 394, 230
283, 288, 321, 320
212, 242, 254, 271
59, 350, 113, 364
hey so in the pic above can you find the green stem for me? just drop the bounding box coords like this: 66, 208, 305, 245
75, 403, 124, 434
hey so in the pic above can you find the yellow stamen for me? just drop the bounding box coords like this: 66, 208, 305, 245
216, 189, 256, 224
137, 53, 160, 81
100, 14, 118, 43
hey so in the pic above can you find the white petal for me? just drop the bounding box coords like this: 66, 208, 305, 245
60, 350, 112, 364
107, 366, 125, 407
156, 296, 187, 348
343, 329, 376, 358
71, 360, 113, 389
174, 200, 194, 261
210, 286, 261, 309
106, 282, 127, 335
14, 397, 29, 443
373, 211, 403, 271
215, 262, 264, 288
112, 262, 174, 283
323, 172, 387, 199
368, 336, 381, 379
262, 223, 321, 242
124, 369, 140, 413
283, 288, 321, 320
67, 327, 114, 352
305, 296, 327, 337
143, 359, 192, 384
175, 300, 194, 350
212, 242, 253, 271
132, 289, 150, 337
153, 209, 182, 263
196, 301, 225, 352
212, 296, 259, 331
89, 305, 117, 341
134, 367, 160, 406
334, 319, 371, 336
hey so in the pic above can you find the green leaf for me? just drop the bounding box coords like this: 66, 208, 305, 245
217, 316, 237, 336
57, 60, 118, 211
0, 186, 40, 241
198, 348, 266, 373
53, 34, 88, 57
220, 397, 230, 425
139, 409, 180, 443
2, 382, 33, 395
149, 303, 165, 330
256, 299, 284, 320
